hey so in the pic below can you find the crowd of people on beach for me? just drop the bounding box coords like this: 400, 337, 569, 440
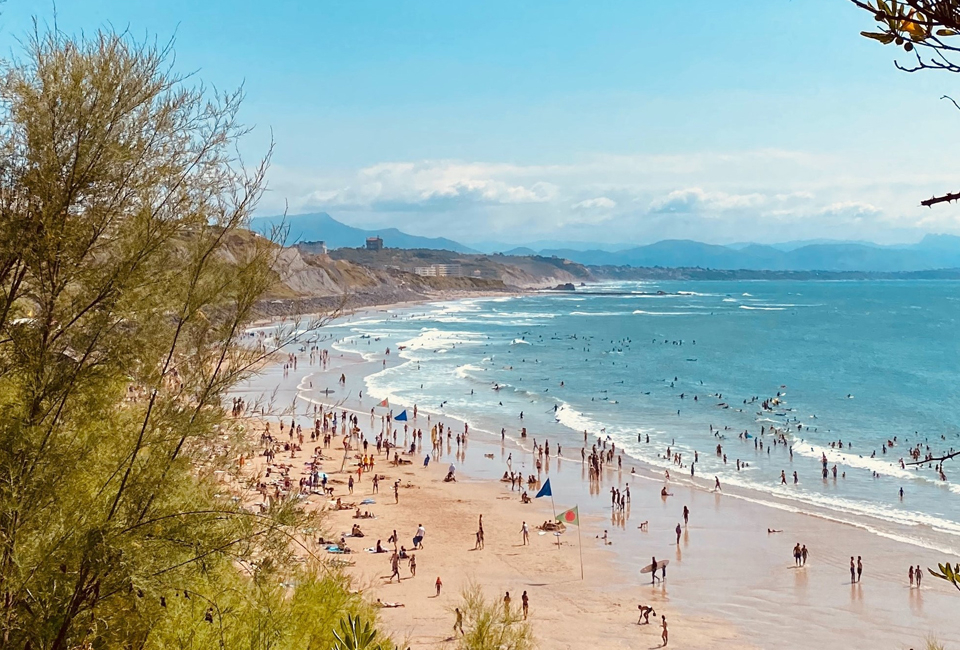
230, 318, 960, 649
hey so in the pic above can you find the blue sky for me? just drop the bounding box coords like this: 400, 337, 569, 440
3, 0, 960, 246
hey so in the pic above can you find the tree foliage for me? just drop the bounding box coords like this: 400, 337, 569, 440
0, 25, 373, 649
453, 584, 535, 650
853, 0, 960, 71
853, 1, 960, 205
928, 561, 960, 591
332, 614, 392, 650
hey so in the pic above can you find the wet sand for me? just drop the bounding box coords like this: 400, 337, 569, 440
233, 317, 960, 649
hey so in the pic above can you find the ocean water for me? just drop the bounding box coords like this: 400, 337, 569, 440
312, 280, 960, 554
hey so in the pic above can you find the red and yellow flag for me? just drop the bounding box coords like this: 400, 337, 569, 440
556, 506, 579, 527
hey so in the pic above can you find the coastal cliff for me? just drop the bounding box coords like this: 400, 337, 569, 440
252, 240, 594, 316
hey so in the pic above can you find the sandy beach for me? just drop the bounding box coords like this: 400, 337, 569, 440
232, 308, 960, 649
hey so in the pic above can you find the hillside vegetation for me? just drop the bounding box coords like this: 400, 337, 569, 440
253, 244, 594, 316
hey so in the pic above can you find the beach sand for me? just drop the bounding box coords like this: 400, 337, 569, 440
233, 314, 960, 649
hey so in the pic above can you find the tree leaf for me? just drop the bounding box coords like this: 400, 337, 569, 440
937, 29, 958, 36
861, 31, 896, 44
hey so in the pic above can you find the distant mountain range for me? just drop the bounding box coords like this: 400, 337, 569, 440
537, 235, 960, 272
250, 212, 477, 253
251, 212, 960, 272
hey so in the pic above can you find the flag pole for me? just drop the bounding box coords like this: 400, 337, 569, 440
549, 493, 560, 549
577, 516, 584, 580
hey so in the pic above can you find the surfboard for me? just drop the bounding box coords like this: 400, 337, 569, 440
639, 559, 669, 574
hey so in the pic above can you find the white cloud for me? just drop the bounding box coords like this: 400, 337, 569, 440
302, 161, 558, 211
649, 188, 766, 214
572, 197, 616, 210
818, 201, 881, 217
261, 149, 960, 245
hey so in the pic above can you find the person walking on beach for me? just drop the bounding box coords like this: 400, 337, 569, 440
675, 523, 682, 545
857, 556, 863, 583
521, 590, 529, 619
409, 553, 417, 577
389, 553, 401, 582
651, 556, 658, 585
503, 591, 511, 613
520, 521, 530, 545
661, 616, 669, 646
454, 607, 464, 635
682, 505, 689, 526
801, 545, 808, 566
435, 576, 443, 596
414, 524, 426, 549
909, 564, 915, 587
714, 476, 722, 492
394, 480, 400, 504
793, 543, 802, 567
916, 564, 922, 588
850, 557, 856, 583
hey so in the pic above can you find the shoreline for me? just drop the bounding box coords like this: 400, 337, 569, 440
234, 316, 960, 649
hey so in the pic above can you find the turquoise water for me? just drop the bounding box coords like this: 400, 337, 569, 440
320, 280, 960, 553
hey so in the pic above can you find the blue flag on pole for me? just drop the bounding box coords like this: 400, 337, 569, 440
535, 478, 552, 499
395, 410, 408, 421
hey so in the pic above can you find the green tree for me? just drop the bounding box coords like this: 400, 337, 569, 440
0, 25, 369, 649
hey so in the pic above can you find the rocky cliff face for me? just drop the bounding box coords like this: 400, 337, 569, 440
235, 233, 595, 317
